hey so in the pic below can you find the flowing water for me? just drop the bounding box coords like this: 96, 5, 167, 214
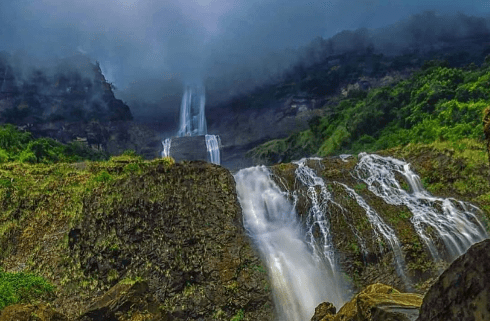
234, 166, 346, 320
336, 182, 409, 285
294, 158, 368, 260
177, 84, 207, 137
205, 134, 221, 165
161, 138, 171, 158
354, 153, 488, 260
162, 83, 221, 164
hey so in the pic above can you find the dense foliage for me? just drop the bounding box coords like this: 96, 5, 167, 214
249, 57, 490, 163
0, 124, 109, 163
0, 268, 54, 309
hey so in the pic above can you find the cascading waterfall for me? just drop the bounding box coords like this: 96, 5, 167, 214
336, 182, 409, 285
161, 138, 171, 158
177, 84, 207, 137
205, 134, 221, 165
162, 83, 221, 164
293, 159, 340, 266
294, 158, 368, 259
354, 153, 488, 260
234, 166, 345, 320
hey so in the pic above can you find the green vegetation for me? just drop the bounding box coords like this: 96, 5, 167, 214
0, 124, 109, 164
250, 58, 490, 163
230, 309, 244, 321
0, 268, 54, 310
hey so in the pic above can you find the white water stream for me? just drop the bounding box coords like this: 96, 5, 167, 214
205, 134, 221, 165
336, 182, 409, 285
354, 153, 488, 260
234, 166, 345, 320
161, 83, 221, 164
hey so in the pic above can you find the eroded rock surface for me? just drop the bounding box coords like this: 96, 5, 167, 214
417, 239, 490, 321
313, 283, 423, 321
0, 159, 273, 320
0, 304, 68, 321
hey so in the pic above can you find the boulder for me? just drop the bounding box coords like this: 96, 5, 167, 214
168, 136, 209, 162
313, 283, 423, 321
417, 239, 490, 321
311, 302, 336, 321
0, 303, 68, 321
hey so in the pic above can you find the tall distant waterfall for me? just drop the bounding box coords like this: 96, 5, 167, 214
178, 84, 207, 137
161, 83, 221, 165
234, 166, 347, 321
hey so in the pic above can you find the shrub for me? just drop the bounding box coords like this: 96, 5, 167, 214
0, 269, 54, 310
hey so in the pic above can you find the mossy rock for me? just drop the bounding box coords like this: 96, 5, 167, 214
314, 283, 422, 321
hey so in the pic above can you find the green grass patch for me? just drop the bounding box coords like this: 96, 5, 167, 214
0, 268, 54, 310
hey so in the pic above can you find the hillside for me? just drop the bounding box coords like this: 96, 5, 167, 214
247, 57, 490, 165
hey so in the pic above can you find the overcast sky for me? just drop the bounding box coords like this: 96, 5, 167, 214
1, 0, 489, 117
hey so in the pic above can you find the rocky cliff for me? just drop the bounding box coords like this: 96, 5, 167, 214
0, 156, 273, 320
0, 53, 164, 159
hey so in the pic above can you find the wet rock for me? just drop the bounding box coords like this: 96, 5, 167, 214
0, 303, 68, 321
78, 280, 156, 321
314, 283, 422, 321
167, 136, 210, 162
311, 302, 336, 321
417, 239, 490, 321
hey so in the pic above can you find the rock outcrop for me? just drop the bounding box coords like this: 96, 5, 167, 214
417, 239, 490, 321
0, 303, 68, 321
78, 280, 155, 321
312, 283, 423, 321
0, 158, 273, 320
167, 136, 214, 162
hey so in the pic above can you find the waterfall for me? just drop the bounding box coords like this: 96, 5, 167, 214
205, 134, 221, 165
294, 158, 368, 259
354, 153, 488, 260
336, 182, 409, 286
162, 83, 221, 164
293, 159, 340, 266
177, 84, 207, 137
234, 166, 346, 320
161, 138, 171, 158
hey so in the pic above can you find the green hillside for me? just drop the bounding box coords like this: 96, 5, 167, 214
249, 57, 490, 163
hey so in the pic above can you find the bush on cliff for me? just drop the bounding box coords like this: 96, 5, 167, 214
0, 269, 54, 310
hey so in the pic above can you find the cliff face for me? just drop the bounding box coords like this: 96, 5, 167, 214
0, 53, 164, 159
269, 141, 490, 295
0, 53, 132, 124
0, 157, 273, 320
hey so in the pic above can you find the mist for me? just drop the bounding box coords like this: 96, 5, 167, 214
1, 0, 489, 122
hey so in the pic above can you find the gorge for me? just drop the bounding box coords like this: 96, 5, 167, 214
0, 22, 490, 321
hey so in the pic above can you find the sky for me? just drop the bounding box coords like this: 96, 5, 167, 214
1, 0, 490, 120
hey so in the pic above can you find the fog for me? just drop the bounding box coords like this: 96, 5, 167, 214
1, 0, 489, 122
